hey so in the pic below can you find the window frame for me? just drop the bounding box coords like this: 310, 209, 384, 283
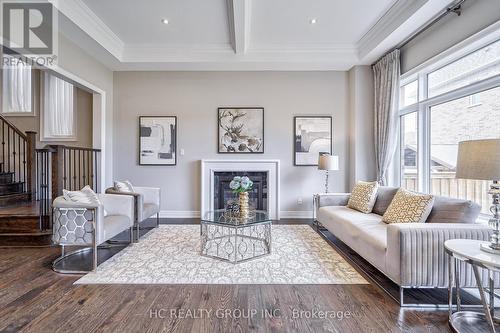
397, 24, 500, 197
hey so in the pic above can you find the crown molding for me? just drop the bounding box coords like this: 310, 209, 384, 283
48, 0, 125, 60
120, 43, 357, 70
47, 0, 456, 71
357, 0, 430, 59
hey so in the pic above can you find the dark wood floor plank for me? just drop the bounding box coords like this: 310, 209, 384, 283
0, 219, 454, 333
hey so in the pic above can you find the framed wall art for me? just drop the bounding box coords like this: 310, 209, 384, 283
294, 116, 332, 166
139, 116, 177, 165
218, 107, 264, 153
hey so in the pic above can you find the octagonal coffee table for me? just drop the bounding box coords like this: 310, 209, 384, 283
200, 210, 272, 263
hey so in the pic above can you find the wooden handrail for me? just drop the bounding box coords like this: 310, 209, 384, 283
37, 144, 101, 153
0, 114, 28, 140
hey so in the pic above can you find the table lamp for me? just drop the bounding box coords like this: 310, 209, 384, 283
318, 153, 339, 193
456, 139, 500, 253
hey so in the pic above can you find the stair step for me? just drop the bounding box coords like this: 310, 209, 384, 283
0, 172, 14, 185
0, 232, 52, 247
0, 192, 31, 206
0, 215, 41, 233
0, 182, 24, 195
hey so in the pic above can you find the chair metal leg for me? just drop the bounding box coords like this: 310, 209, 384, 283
135, 223, 140, 242
129, 226, 134, 243
156, 212, 160, 228
92, 232, 98, 272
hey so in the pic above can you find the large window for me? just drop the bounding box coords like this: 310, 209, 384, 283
42, 73, 75, 140
399, 35, 500, 215
1, 56, 32, 114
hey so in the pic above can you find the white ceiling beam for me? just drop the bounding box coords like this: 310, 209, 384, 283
227, 0, 250, 54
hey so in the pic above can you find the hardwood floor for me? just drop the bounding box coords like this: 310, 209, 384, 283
0, 218, 453, 333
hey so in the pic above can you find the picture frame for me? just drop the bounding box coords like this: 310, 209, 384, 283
218, 107, 264, 154
294, 116, 332, 166
139, 116, 177, 166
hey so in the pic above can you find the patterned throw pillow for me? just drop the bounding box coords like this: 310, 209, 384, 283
382, 189, 434, 224
114, 180, 134, 193
347, 181, 379, 213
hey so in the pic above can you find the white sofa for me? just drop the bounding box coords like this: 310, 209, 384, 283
314, 186, 497, 305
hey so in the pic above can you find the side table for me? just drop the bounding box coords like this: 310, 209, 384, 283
445, 239, 500, 333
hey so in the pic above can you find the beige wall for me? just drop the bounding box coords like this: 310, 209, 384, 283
2, 70, 94, 148
113, 71, 350, 215
401, 0, 500, 73
57, 34, 114, 188
348, 65, 376, 188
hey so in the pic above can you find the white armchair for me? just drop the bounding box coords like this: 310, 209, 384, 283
106, 186, 161, 242
52, 193, 135, 273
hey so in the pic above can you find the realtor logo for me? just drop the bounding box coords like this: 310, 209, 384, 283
1, 1, 58, 67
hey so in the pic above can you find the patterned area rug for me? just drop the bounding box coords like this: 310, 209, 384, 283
75, 225, 367, 285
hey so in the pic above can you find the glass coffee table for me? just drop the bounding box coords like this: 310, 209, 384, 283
200, 210, 272, 263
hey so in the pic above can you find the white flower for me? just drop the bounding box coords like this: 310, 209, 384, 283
229, 180, 240, 190
240, 177, 252, 190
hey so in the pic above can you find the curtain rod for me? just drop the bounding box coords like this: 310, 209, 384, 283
394, 0, 467, 51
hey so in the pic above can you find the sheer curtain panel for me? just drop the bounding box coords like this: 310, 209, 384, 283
43, 73, 74, 139
2, 57, 32, 113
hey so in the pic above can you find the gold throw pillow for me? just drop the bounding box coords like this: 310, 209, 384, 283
382, 188, 435, 224
347, 181, 379, 213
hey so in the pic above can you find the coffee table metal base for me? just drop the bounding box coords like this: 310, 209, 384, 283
200, 222, 271, 263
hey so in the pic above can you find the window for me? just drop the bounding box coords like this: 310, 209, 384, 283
1, 56, 32, 114
42, 73, 75, 140
428, 39, 500, 97
429, 87, 499, 213
400, 112, 418, 192
399, 34, 500, 216
400, 80, 418, 107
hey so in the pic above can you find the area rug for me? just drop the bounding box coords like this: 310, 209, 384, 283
75, 225, 367, 285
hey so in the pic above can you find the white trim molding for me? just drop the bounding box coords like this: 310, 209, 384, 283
159, 211, 201, 219
200, 159, 280, 220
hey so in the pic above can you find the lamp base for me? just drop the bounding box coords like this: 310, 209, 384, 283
480, 242, 500, 255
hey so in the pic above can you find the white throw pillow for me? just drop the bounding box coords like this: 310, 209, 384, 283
63, 185, 108, 216
114, 180, 134, 193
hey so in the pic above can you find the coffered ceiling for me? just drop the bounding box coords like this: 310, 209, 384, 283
48, 0, 458, 70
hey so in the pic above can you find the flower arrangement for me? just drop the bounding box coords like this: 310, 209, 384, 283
229, 176, 253, 193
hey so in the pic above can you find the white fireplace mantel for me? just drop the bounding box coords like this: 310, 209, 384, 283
200, 159, 280, 220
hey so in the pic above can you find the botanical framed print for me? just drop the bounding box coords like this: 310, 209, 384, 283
139, 116, 177, 165
218, 107, 264, 153
294, 116, 332, 166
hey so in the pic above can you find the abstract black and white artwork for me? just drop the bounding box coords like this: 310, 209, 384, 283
294, 116, 332, 166
218, 107, 264, 153
139, 116, 177, 165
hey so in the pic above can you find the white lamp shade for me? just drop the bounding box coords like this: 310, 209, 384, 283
456, 139, 500, 180
318, 154, 339, 171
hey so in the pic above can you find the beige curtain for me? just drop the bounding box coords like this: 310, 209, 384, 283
373, 49, 400, 186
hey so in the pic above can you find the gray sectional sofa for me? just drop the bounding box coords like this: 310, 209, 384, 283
314, 186, 495, 305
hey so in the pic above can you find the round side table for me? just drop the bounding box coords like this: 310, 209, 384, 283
445, 239, 500, 333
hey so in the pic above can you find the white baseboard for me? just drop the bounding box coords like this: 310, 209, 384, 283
159, 211, 201, 218
159, 210, 312, 219
280, 211, 313, 219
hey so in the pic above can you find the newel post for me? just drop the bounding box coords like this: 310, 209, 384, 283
51, 145, 65, 199
25, 131, 37, 200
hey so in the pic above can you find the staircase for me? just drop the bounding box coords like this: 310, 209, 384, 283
0, 115, 51, 247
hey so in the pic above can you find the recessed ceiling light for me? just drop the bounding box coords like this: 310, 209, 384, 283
310, 18, 317, 24
161, 18, 169, 25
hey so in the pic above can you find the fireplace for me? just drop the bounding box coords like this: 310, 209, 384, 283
214, 172, 268, 210
200, 159, 280, 219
